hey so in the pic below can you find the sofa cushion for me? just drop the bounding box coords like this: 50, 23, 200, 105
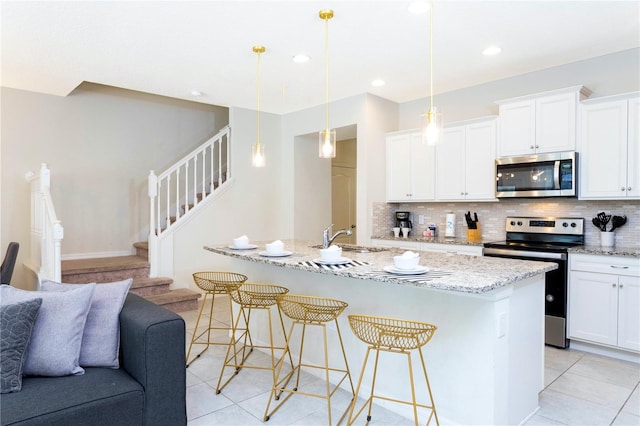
0, 285, 95, 377
0, 298, 42, 393
0, 367, 144, 425
41, 279, 133, 368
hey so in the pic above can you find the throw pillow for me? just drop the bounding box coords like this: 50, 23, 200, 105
0, 298, 43, 393
0, 284, 95, 377
41, 278, 132, 368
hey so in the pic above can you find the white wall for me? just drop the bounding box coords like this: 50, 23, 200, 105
399, 48, 640, 129
1, 83, 228, 288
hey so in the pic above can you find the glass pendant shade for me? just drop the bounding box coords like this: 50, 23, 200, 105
252, 143, 265, 167
318, 129, 337, 158
423, 107, 443, 146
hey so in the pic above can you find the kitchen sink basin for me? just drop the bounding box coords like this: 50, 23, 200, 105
310, 244, 388, 253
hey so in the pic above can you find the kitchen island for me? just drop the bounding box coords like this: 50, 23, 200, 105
204, 240, 556, 425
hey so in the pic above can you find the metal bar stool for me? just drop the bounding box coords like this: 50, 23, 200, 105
186, 271, 248, 367
265, 294, 355, 425
347, 314, 439, 426
216, 283, 293, 395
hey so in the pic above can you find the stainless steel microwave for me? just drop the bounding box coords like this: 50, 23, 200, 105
496, 151, 577, 198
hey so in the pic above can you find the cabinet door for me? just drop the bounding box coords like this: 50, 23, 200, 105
627, 97, 640, 198
435, 126, 466, 200
618, 275, 640, 351
386, 134, 412, 201
536, 92, 577, 153
410, 133, 436, 200
498, 100, 535, 157
579, 100, 628, 199
569, 271, 618, 346
465, 120, 497, 200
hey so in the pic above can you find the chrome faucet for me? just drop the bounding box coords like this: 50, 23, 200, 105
322, 224, 352, 249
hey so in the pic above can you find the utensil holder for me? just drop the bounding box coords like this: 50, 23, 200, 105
600, 231, 615, 248
467, 225, 482, 243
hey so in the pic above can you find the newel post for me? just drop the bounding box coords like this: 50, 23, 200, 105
148, 170, 158, 277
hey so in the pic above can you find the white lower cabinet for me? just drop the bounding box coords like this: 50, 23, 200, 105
569, 254, 640, 352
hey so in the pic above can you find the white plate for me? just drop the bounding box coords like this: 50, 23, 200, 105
383, 265, 429, 275
227, 244, 258, 250
259, 251, 293, 257
313, 257, 352, 266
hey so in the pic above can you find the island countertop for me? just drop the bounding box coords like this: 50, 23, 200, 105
204, 239, 556, 295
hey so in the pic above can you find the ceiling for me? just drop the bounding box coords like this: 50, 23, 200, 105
2, 1, 639, 115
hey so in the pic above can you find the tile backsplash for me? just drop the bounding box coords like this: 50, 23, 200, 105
372, 199, 640, 248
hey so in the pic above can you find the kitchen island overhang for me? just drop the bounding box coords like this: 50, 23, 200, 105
204, 241, 557, 425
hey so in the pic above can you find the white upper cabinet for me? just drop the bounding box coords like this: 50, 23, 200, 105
386, 130, 435, 202
579, 93, 639, 199
497, 86, 591, 157
435, 117, 497, 201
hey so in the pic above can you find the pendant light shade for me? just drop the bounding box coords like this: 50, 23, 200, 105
252, 45, 266, 167
318, 9, 336, 158
422, 0, 443, 146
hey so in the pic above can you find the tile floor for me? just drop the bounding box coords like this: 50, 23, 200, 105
179, 298, 640, 425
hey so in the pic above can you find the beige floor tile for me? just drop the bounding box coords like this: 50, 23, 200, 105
186, 382, 234, 421
569, 355, 640, 390
523, 413, 569, 425
544, 346, 584, 372
623, 386, 640, 416
612, 411, 640, 426
188, 404, 264, 426
537, 388, 618, 425
544, 366, 565, 387
547, 372, 633, 409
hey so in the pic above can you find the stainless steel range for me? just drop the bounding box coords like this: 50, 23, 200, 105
483, 217, 585, 348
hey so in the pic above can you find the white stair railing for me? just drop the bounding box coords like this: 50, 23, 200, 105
148, 125, 231, 276
25, 163, 64, 283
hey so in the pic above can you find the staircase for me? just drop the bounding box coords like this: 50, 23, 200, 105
61, 242, 200, 313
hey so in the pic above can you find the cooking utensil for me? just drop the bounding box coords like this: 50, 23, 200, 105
592, 217, 605, 231
609, 215, 627, 232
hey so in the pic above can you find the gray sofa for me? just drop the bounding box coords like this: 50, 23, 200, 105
0, 293, 187, 426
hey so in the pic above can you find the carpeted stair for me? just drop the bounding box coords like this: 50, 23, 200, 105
60, 242, 200, 313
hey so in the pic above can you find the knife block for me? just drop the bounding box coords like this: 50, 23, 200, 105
467, 224, 482, 243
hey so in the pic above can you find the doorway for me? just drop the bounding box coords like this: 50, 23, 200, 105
331, 131, 357, 244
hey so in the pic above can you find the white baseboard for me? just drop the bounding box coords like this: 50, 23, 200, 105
570, 340, 640, 363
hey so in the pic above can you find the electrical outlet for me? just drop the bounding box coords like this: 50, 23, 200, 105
418, 215, 425, 225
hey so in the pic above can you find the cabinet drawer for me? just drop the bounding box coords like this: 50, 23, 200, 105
570, 254, 640, 277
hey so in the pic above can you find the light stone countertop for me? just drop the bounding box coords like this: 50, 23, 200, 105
204, 240, 556, 295
568, 245, 640, 258
370, 235, 487, 246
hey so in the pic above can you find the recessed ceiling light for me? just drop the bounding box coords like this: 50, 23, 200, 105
408, 1, 429, 14
190, 90, 202, 97
482, 46, 502, 56
371, 79, 385, 87
292, 54, 310, 63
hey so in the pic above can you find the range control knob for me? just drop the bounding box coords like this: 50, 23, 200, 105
517, 221, 523, 226
510, 221, 516, 226
571, 222, 577, 228
562, 222, 568, 227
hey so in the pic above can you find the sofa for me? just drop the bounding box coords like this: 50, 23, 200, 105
0, 293, 187, 426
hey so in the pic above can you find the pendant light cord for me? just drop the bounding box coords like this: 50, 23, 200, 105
429, 0, 434, 112
324, 14, 329, 131
257, 49, 261, 145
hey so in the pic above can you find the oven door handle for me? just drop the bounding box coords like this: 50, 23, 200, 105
483, 247, 566, 260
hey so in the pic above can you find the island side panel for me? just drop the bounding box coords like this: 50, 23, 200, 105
212, 254, 544, 425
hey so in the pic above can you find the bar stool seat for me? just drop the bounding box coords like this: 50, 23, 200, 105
265, 294, 355, 425
186, 271, 248, 367
216, 283, 292, 395
347, 314, 439, 426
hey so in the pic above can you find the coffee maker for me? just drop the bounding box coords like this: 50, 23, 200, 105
395, 211, 412, 233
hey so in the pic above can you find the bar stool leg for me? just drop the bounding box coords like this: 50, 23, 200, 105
215, 302, 253, 393
186, 291, 217, 367
418, 347, 439, 426
406, 350, 419, 426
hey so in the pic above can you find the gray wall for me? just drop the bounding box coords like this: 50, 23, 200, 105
1, 83, 228, 287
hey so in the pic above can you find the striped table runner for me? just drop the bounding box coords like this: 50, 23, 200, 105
298, 260, 370, 271
363, 270, 452, 284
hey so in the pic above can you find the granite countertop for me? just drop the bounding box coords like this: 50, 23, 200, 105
370, 235, 486, 246
204, 240, 556, 295
568, 245, 640, 258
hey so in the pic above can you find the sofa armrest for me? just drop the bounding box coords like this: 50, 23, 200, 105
119, 293, 186, 426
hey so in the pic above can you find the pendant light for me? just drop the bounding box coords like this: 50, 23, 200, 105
422, 0, 443, 146
318, 9, 336, 158
251, 45, 266, 167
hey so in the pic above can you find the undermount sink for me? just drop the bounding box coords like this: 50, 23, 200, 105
310, 244, 388, 254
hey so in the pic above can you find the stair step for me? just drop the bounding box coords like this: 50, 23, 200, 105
61, 255, 149, 283
133, 242, 148, 259
144, 288, 201, 313
130, 276, 172, 297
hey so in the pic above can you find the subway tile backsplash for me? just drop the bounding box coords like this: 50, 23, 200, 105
372, 199, 640, 249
